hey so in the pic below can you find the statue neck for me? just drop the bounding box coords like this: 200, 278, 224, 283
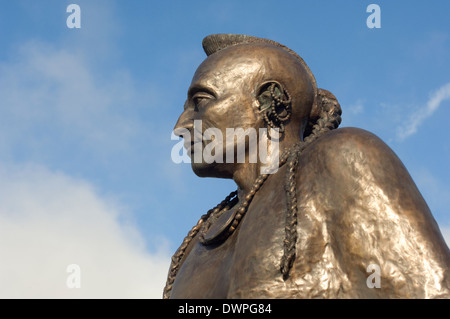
233, 163, 260, 197
232, 138, 296, 198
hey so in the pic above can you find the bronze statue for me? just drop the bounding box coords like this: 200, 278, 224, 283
164, 34, 450, 298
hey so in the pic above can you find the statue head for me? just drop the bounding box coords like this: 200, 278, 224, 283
174, 34, 342, 179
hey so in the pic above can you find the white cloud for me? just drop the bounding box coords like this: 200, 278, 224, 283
0, 40, 145, 159
397, 82, 450, 140
0, 3, 173, 299
0, 162, 170, 298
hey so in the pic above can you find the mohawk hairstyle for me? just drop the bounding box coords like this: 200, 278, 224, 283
202, 33, 318, 99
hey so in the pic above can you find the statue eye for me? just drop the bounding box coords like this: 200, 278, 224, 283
192, 92, 213, 107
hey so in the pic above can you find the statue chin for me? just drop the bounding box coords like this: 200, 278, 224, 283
191, 161, 233, 179
191, 161, 215, 178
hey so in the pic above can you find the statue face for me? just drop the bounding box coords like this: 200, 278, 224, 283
174, 47, 266, 178
174, 43, 316, 178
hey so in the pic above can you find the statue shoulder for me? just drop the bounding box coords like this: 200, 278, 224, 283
305, 127, 394, 163
300, 127, 403, 179
296, 125, 437, 240
293, 127, 450, 298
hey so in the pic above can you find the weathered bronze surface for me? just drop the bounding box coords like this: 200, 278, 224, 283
164, 34, 450, 298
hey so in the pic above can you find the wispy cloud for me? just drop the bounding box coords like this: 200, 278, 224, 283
0, 40, 145, 160
397, 82, 450, 141
0, 162, 170, 298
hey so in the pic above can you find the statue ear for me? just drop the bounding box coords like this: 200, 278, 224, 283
257, 82, 275, 112
256, 81, 291, 133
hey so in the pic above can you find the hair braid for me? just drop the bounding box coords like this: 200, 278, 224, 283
281, 143, 302, 278
280, 88, 342, 279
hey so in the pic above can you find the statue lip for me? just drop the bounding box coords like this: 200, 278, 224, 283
184, 125, 206, 156
185, 141, 202, 157
183, 140, 193, 153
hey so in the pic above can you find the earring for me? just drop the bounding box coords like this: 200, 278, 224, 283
258, 82, 292, 138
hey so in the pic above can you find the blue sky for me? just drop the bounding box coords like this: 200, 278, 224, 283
0, 0, 449, 298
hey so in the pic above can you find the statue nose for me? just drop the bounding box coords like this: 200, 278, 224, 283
173, 109, 194, 137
